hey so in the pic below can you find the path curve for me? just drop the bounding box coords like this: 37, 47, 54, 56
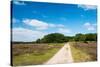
44, 43, 73, 64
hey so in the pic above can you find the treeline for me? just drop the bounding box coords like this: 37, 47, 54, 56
12, 33, 97, 44
36, 33, 97, 43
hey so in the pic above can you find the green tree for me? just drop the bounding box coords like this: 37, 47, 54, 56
74, 33, 83, 41
85, 33, 97, 41
41, 33, 66, 43
64, 36, 74, 42
36, 39, 41, 43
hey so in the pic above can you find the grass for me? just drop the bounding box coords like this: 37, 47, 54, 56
12, 43, 64, 66
69, 42, 97, 62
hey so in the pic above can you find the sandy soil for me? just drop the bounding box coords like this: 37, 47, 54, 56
44, 43, 73, 64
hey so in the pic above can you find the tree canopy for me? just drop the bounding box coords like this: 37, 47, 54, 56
40, 33, 66, 43
35, 33, 97, 43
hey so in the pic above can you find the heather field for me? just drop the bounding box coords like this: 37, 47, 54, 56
70, 42, 97, 62
12, 43, 64, 66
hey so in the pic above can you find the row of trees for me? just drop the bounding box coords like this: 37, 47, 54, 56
36, 33, 97, 43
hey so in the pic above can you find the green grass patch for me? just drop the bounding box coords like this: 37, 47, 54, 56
12, 43, 64, 66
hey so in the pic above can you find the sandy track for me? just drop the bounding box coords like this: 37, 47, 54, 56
44, 43, 73, 64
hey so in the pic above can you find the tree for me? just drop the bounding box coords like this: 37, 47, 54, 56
85, 33, 97, 41
73, 33, 97, 42
64, 36, 74, 42
74, 33, 83, 41
41, 33, 66, 43
36, 39, 41, 43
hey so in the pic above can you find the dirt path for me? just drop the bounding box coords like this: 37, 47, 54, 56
44, 43, 73, 64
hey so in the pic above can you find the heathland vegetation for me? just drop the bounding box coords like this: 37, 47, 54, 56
70, 42, 97, 62
12, 43, 64, 65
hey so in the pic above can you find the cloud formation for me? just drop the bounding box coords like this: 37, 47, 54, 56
84, 22, 97, 31
58, 28, 71, 33
12, 28, 47, 42
78, 5, 97, 10
23, 19, 65, 30
23, 19, 49, 30
13, 1, 26, 5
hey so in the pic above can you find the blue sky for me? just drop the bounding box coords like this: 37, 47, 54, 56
11, 1, 97, 42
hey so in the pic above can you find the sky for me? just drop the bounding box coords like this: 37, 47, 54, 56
11, 1, 97, 42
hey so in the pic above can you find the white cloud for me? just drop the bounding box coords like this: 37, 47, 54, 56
23, 19, 65, 30
49, 24, 64, 28
49, 23, 56, 27
78, 5, 97, 10
84, 22, 97, 31
93, 23, 97, 26
58, 28, 71, 33
23, 19, 49, 30
12, 18, 20, 23
13, 1, 26, 5
12, 28, 47, 42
